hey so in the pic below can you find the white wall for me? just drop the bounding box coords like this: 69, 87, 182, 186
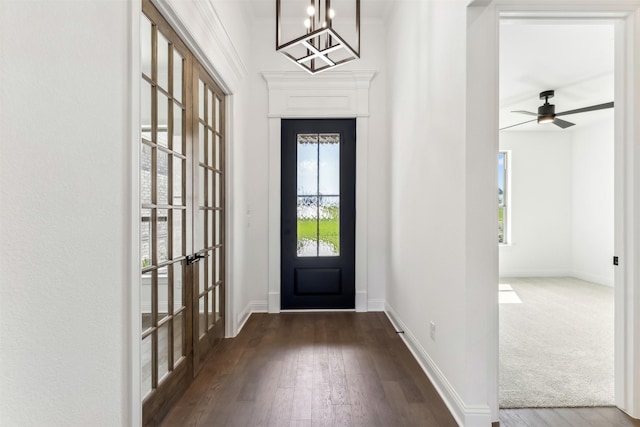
0, 1, 131, 425
386, 1, 485, 424
498, 118, 614, 287
499, 131, 574, 276
572, 115, 615, 286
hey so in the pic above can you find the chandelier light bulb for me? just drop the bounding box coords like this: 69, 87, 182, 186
329, 8, 336, 19
307, 5, 315, 16
322, 21, 327, 28
304, 18, 311, 28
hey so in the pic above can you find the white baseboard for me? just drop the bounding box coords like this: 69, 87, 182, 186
367, 298, 385, 311
571, 271, 614, 287
385, 304, 492, 427
499, 269, 571, 278
236, 300, 268, 334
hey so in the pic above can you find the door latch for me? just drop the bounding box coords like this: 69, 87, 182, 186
186, 253, 206, 265
613, 256, 619, 266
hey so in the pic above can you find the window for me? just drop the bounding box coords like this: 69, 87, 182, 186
498, 151, 509, 244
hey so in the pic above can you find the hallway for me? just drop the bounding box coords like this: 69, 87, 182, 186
160, 312, 458, 426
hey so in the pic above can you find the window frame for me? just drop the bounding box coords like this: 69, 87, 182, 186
498, 150, 510, 245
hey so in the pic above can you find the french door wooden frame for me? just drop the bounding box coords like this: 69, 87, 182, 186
140, 1, 226, 425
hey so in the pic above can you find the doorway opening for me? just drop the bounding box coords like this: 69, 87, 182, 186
497, 19, 615, 408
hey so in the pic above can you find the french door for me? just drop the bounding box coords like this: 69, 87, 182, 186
140, 1, 225, 424
191, 65, 226, 374
281, 119, 356, 309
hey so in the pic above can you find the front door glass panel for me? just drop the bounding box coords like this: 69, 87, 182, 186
296, 133, 340, 257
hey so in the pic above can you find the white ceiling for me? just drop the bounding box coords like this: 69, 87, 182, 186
499, 21, 615, 132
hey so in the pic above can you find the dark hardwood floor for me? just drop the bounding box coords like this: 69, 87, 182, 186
500, 407, 640, 427
160, 312, 458, 426
160, 311, 640, 427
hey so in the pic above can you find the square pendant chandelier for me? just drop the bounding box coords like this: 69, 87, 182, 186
276, 0, 360, 74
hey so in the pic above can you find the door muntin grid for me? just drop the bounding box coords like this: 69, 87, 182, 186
140, 12, 187, 400
195, 77, 224, 341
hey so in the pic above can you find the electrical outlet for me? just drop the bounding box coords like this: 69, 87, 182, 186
430, 321, 436, 341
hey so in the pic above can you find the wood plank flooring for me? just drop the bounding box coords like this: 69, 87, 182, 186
499, 407, 640, 427
159, 311, 640, 427
160, 312, 458, 427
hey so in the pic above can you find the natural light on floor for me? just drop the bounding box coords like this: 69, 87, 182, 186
499, 284, 522, 304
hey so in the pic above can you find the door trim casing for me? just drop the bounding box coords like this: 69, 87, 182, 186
263, 71, 376, 313
467, 0, 640, 423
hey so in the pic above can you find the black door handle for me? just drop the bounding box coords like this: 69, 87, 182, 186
186, 253, 206, 265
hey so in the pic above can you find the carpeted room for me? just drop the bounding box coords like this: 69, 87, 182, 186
498, 22, 615, 409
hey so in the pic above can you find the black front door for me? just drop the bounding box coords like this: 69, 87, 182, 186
281, 119, 356, 309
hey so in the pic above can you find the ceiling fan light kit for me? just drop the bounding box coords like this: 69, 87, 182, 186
537, 90, 556, 124
501, 89, 614, 131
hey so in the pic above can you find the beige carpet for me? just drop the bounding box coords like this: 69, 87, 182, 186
499, 277, 614, 408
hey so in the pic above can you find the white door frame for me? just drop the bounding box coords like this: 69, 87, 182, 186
467, 0, 640, 421
262, 71, 376, 313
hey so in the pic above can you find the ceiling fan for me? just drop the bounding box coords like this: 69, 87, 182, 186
500, 90, 614, 131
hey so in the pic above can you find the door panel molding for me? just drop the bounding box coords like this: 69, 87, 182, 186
262, 71, 375, 313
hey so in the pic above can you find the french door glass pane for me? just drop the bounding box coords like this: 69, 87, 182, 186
141, 81, 152, 141
158, 266, 169, 321
208, 251, 213, 287
172, 103, 183, 154
207, 89, 214, 125
215, 249, 220, 283
199, 297, 206, 338
208, 210, 213, 247
215, 211, 221, 245
173, 262, 183, 310
173, 312, 184, 366
199, 258, 205, 294
172, 209, 183, 257
195, 208, 204, 252
215, 96, 221, 132
157, 151, 169, 205
172, 51, 183, 103
215, 135, 221, 170
215, 174, 221, 208
207, 290, 214, 328
141, 145, 152, 205
157, 32, 169, 90
207, 171, 213, 207
157, 92, 169, 147
215, 284, 220, 321
141, 271, 152, 331
157, 209, 168, 263
141, 334, 152, 397
172, 156, 183, 206
198, 124, 205, 163
198, 80, 205, 120
158, 322, 170, 382
141, 208, 152, 266
207, 129, 214, 167
141, 16, 152, 78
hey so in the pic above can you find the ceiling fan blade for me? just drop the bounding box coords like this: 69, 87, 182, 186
511, 110, 537, 116
556, 101, 614, 117
499, 118, 537, 131
553, 118, 575, 129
